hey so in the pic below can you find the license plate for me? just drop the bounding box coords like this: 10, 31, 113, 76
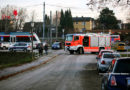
127, 79, 130, 86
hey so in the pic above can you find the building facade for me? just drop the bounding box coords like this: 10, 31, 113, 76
72, 17, 95, 32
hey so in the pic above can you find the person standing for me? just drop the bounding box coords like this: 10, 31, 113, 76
44, 43, 48, 55
38, 43, 43, 56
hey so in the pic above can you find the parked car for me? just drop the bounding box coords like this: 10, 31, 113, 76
97, 53, 120, 72
8, 42, 32, 52
52, 42, 62, 49
97, 49, 114, 59
0, 42, 10, 50
101, 57, 130, 90
116, 43, 126, 51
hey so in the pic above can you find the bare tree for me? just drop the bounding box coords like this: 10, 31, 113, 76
0, 5, 27, 31
87, 0, 130, 23
87, 0, 130, 9
53, 11, 61, 26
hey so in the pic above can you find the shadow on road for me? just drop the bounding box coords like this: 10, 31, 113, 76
80, 63, 102, 90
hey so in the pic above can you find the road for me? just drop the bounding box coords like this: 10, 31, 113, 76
0, 52, 101, 90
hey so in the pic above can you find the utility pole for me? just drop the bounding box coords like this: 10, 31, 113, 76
56, 11, 58, 40
50, 11, 52, 46
43, 2, 45, 42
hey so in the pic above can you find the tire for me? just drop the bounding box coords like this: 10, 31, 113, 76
9, 48, 13, 52
24, 49, 27, 52
3, 46, 6, 50
101, 83, 105, 90
78, 48, 84, 54
69, 51, 74, 54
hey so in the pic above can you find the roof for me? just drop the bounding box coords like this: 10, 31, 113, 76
72, 17, 94, 22
0, 32, 36, 36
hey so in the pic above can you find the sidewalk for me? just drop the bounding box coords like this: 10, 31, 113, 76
0, 49, 63, 80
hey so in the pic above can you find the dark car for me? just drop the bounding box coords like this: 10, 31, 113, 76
52, 42, 62, 49
101, 57, 130, 90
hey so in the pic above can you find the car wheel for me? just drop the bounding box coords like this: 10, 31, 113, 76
70, 51, 74, 54
97, 66, 101, 73
3, 46, 6, 50
28, 50, 30, 52
101, 83, 105, 90
10, 48, 13, 52
78, 48, 84, 54
24, 49, 27, 52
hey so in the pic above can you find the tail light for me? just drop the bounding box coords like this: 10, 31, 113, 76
112, 59, 116, 66
99, 55, 101, 58
110, 76, 117, 86
101, 60, 105, 64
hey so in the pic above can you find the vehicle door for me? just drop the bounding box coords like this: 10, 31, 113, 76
83, 36, 89, 52
74, 36, 79, 45
10, 35, 16, 44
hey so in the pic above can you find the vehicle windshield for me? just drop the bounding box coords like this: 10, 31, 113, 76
118, 44, 125, 46
103, 54, 115, 58
66, 35, 73, 41
113, 54, 120, 58
53, 42, 59, 45
113, 59, 130, 73
101, 51, 113, 55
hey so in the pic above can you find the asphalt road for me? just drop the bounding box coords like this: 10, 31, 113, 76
0, 53, 101, 90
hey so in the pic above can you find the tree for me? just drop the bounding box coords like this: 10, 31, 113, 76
97, 7, 119, 29
0, 5, 27, 32
60, 9, 65, 29
59, 9, 74, 34
87, 0, 130, 23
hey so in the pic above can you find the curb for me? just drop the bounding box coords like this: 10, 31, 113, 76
0, 54, 59, 81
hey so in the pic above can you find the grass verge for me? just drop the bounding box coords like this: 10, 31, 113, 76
0, 52, 35, 69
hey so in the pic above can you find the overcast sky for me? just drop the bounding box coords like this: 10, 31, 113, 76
0, 0, 127, 22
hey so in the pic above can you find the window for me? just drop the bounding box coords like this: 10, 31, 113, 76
83, 36, 89, 46
103, 54, 115, 58
74, 36, 79, 41
66, 35, 73, 41
82, 28, 86, 31
3, 37, 10, 42
113, 59, 130, 73
33, 37, 37, 41
82, 22, 85, 25
17, 37, 30, 42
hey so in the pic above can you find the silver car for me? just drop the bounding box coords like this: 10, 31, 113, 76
97, 53, 120, 72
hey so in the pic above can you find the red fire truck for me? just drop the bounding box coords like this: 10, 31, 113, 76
65, 33, 111, 54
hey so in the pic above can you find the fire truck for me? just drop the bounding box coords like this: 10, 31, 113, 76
65, 33, 111, 54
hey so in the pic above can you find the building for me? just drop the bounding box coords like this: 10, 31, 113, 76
72, 17, 95, 32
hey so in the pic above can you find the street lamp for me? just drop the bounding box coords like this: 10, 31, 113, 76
62, 29, 65, 51
62, 29, 64, 39
31, 22, 34, 60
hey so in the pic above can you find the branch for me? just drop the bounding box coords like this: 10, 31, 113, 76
127, 0, 130, 5
117, 0, 121, 3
